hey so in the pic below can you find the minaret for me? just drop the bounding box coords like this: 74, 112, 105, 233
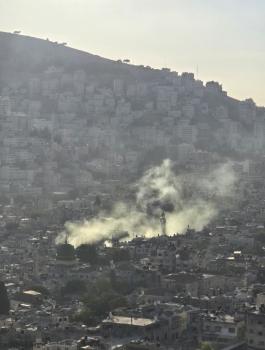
160, 211, 167, 235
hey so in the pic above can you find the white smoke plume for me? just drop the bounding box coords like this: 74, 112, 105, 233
56, 159, 237, 247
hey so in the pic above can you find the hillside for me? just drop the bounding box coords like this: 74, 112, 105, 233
0, 31, 264, 199
0, 31, 163, 84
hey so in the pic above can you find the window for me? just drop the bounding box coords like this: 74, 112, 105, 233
215, 326, 221, 332
249, 329, 254, 334
258, 331, 263, 336
249, 339, 253, 344
259, 341, 264, 346
228, 327, 235, 333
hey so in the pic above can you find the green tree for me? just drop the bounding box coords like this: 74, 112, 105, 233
200, 342, 214, 350
76, 244, 98, 264
82, 290, 127, 320
5, 222, 19, 232
179, 247, 190, 260
255, 233, 265, 243
56, 242, 75, 261
81, 278, 127, 323
61, 279, 87, 295
108, 247, 130, 262
0, 282, 10, 315
74, 309, 95, 326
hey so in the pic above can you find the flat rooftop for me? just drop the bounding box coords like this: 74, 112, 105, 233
23, 290, 42, 296
103, 316, 156, 327
204, 314, 235, 324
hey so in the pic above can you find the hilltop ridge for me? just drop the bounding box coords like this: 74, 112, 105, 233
0, 31, 165, 84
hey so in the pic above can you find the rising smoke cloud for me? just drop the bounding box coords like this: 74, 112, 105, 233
56, 159, 237, 247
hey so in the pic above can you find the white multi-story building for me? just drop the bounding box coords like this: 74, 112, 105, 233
33, 340, 77, 350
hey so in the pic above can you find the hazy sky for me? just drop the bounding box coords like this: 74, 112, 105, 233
0, 0, 264, 105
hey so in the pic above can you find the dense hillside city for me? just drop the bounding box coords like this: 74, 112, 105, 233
0, 32, 265, 350
0, 32, 265, 202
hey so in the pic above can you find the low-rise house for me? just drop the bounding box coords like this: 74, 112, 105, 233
246, 305, 265, 350
101, 314, 166, 343
201, 313, 242, 344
